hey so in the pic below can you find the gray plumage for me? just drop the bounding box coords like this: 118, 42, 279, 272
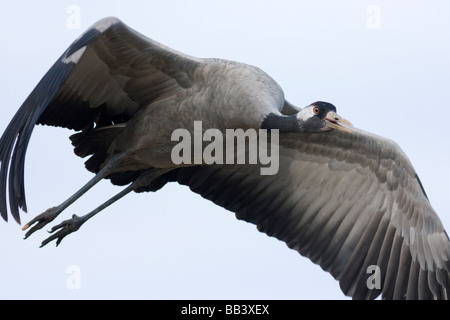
0, 17, 449, 299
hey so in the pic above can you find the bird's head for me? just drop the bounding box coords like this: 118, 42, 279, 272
297, 101, 353, 133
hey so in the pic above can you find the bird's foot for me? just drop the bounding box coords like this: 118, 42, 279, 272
40, 214, 85, 247
22, 206, 61, 239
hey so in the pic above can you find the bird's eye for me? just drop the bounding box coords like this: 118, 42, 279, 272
313, 107, 320, 115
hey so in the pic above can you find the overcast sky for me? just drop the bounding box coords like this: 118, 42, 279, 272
0, 0, 449, 300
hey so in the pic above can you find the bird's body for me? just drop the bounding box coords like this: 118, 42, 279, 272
102, 59, 285, 170
1, 17, 449, 300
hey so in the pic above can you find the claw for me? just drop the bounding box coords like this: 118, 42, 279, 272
23, 207, 61, 239
40, 214, 84, 247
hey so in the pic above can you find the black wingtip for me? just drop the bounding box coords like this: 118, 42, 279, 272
12, 213, 21, 225
415, 173, 429, 200
0, 43, 76, 224
1, 210, 7, 223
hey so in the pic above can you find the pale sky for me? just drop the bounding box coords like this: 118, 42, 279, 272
0, 0, 449, 299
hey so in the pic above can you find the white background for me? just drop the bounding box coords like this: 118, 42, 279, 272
0, 0, 449, 299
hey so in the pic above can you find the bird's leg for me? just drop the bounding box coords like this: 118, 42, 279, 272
22, 153, 126, 239
39, 168, 173, 247
39, 184, 135, 247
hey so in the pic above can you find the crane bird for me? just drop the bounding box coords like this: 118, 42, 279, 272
1, 17, 449, 300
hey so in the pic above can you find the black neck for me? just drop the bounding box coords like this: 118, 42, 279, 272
261, 113, 301, 133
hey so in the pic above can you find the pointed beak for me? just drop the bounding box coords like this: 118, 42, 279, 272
324, 111, 353, 133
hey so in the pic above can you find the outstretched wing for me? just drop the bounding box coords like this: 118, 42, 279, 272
173, 128, 450, 299
0, 17, 203, 223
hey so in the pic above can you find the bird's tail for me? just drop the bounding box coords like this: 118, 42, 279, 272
70, 125, 125, 174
